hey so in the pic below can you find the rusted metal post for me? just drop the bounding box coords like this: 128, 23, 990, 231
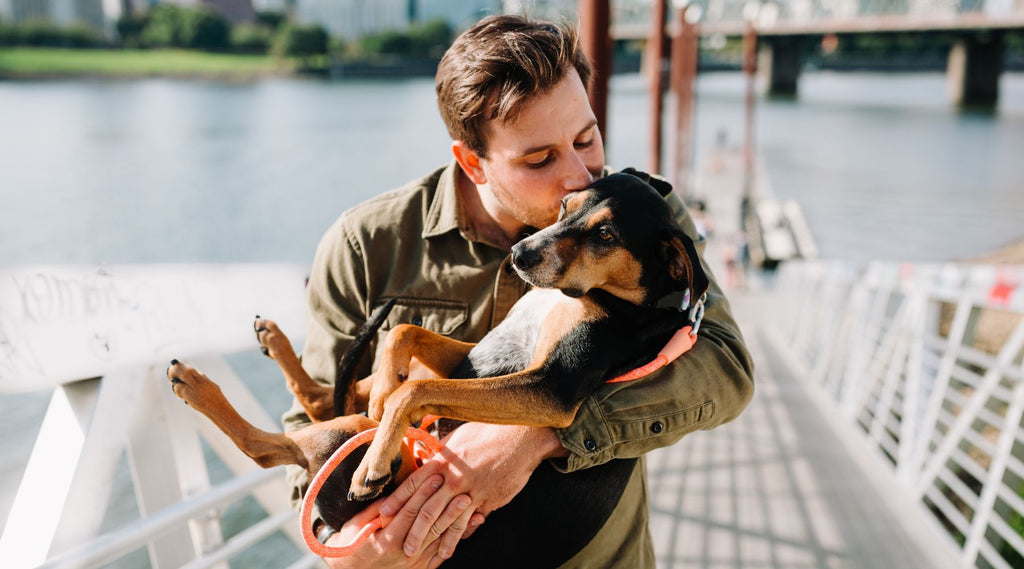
742, 21, 757, 212
670, 5, 698, 196
646, 0, 668, 175
578, 0, 612, 148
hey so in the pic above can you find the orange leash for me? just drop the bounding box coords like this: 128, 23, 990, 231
605, 325, 696, 383
300, 426, 444, 558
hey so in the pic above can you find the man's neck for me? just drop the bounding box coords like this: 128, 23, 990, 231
455, 169, 522, 251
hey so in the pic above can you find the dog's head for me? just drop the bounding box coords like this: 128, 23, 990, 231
510, 168, 709, 307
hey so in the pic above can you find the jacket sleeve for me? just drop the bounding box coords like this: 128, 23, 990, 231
552, 193, 755, 473
282, 215, 371, 508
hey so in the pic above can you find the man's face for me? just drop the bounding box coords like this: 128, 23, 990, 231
476, 68, 605, 231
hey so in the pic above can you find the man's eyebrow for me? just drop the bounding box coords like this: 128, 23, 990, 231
517, 120, 599, 157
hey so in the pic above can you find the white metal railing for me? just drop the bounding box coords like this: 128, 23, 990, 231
0, 264, 319, 569
770, 261, 1024, 569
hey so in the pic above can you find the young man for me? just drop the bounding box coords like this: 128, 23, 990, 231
283, 15, 754, 568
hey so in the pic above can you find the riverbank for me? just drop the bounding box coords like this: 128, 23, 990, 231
0, 48, 306, 80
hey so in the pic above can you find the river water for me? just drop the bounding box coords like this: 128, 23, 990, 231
1, 71, 1023, 566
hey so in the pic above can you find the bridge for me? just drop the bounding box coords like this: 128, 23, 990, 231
607, 0, 1024, 106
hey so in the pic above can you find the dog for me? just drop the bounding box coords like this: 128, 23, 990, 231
166, 168, 709, 552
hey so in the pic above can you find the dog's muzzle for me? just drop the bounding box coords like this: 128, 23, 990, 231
511, 242, 542, 272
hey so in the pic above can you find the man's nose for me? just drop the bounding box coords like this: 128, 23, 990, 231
562, 149, 594, 190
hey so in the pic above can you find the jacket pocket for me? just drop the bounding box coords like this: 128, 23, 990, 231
379, 297, 468, 338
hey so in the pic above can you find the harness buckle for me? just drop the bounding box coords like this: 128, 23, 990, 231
687, 292, 707, 336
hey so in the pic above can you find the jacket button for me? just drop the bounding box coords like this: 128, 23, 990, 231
412, 316, 423, 326
584, 439, 597, 452
650, 421, 664, 434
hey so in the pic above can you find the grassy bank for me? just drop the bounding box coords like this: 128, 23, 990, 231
0, 48, 304, 79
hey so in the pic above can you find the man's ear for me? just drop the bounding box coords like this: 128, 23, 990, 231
620, 167, 673, 197
661, 228, 709, 297
452, 141, 487, 185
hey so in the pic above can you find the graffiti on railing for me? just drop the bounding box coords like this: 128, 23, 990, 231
0, 264, 308, 393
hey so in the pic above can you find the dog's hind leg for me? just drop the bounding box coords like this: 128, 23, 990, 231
254, 317, 335, 422
167, 359, 311, 469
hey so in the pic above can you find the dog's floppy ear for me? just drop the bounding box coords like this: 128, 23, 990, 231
620, 167, 673, 197
661, 227, 710, 299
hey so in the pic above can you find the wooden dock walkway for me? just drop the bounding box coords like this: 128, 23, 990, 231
646, 150, 962, 569
647, 293, 958, 569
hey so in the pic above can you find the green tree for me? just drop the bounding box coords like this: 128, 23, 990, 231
256, 11, 287, 32
231, 23, 273, 53
272, 23, 328, 61
356, 18, 452, 58
139, 4, 184, 47
179, 7, 229, 50
116, 13, 149, 47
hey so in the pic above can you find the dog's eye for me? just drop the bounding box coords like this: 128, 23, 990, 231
597, 227, 616, 243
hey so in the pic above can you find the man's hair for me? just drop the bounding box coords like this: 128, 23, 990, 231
435, 15, 592, 157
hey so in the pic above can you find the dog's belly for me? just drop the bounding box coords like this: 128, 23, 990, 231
454, 288, 564, 379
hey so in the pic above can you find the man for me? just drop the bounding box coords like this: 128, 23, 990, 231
283, 15, 754, 568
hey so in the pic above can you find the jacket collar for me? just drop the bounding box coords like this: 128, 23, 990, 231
422, 159, 472, 240
423, 159, 490, 245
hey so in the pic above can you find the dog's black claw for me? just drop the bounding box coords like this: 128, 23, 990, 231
170, 377, 183, 385
260, 346, 270, 357
170, 359, 180, 366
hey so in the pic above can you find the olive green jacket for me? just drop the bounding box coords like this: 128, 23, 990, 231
283, 160, 755, 567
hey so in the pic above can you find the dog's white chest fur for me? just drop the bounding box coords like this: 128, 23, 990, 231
463, 289, 565, 377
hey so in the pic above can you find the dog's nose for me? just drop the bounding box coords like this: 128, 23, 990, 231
512, 244, 542, 271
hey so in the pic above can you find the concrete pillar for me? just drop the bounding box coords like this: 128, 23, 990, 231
757, 38, 802, 97
947, 32, 1004, 108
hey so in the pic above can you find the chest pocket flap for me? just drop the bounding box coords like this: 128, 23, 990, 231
381, 298, 468, 338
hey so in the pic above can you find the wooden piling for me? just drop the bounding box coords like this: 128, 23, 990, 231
742, 22, 758, 212
670, 6, 698, 196
578, 0, 612, 147
646, 0, 668, 175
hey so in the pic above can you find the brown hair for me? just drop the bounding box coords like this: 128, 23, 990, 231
435, 15, 592, 157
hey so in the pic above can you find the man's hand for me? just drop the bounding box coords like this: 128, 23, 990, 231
379, 423, 569, 559
321, 474, 473, 568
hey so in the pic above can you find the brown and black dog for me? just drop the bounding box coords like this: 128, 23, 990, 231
166, 169, 709, 552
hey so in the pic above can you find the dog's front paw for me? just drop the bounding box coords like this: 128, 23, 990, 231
253, 316, 295, 360
166, 359, 222, 412
348, 456, 395, 502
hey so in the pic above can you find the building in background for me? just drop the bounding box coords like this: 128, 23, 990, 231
501, 0, 575, 20
162, 0, 255, 23
417, 0, 499, 31
0, 0, 256, 36
292, 0, 500, 40
0, 0, 105, 29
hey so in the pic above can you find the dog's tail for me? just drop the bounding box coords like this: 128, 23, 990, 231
334, 298, 398, 417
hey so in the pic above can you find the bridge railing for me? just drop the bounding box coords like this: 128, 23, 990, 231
770, 260, 1024, 569
0, 265, 320, 569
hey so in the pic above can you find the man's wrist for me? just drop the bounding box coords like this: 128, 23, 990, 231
535, 426, 570, 460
